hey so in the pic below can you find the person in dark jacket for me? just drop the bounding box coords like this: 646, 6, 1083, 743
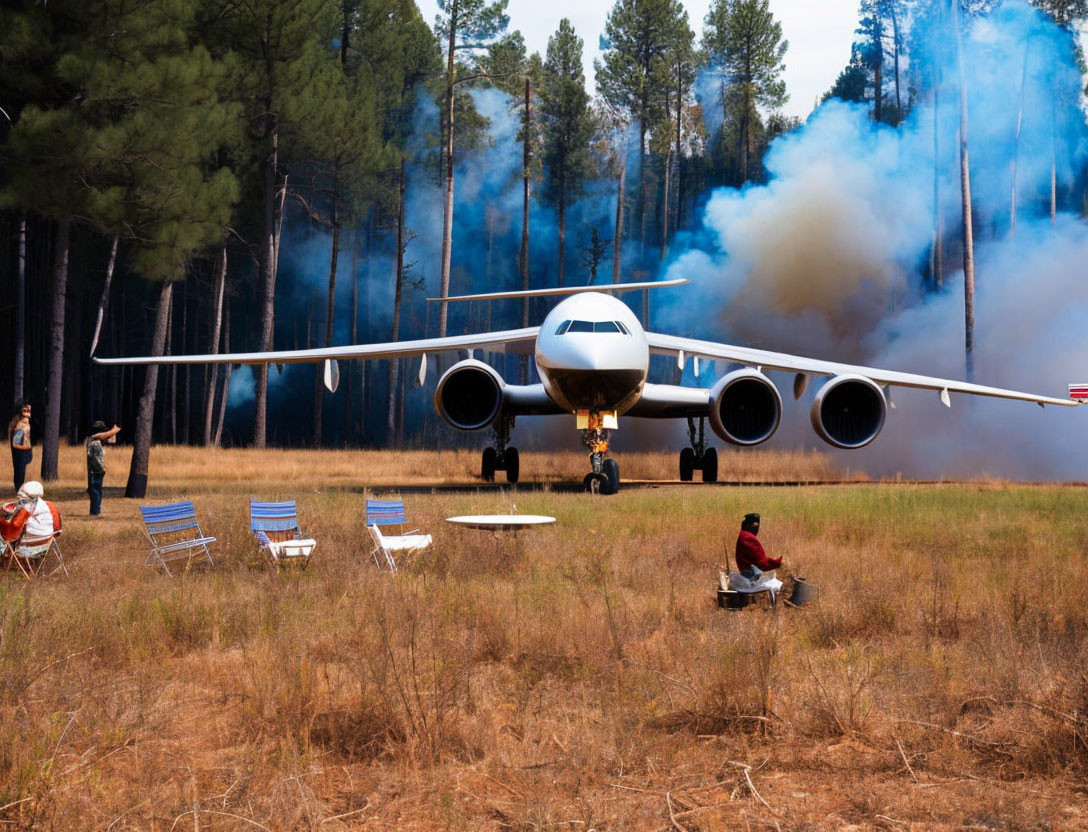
86, 420, 121, 516
735, 512, 781, 581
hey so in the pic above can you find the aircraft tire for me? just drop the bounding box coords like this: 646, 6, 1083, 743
603, 458, 620, 495
583, 472, 607, 494
679, 448, 695, 481
482, 447, 497, 482
701, 447, 718, 483
504, 447, 520, 483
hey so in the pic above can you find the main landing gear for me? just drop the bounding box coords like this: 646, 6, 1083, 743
481, 416, 519, 483
679, 416, 718, 483
582, 417, 619, 495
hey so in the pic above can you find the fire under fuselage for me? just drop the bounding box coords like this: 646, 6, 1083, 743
535, 293, 650, 414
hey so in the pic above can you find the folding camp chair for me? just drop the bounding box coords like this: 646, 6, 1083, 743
365, 497, 431, 572
250, 499, 315, 569
139, 501, 216, 577
2, 530, 67, 579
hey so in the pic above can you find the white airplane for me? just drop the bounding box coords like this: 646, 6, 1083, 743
94, 279, 1082, 493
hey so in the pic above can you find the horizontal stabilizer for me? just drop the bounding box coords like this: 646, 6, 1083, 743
427, 278, 689, 303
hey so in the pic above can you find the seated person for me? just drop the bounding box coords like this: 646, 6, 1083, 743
4, 481, 56, 547
735, 512, 781, 582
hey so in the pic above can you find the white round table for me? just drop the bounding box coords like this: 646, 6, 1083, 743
445, 514, 556, 531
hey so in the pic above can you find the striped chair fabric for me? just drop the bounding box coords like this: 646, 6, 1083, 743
139, 501, 216, 577
250, 499, 315, 566
365, 497, 431, 572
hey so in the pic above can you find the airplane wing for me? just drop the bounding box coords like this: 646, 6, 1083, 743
645, 332, 1080, 408
92, 327, 540, 366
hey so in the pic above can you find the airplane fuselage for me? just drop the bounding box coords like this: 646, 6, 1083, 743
535, 293, 650, 415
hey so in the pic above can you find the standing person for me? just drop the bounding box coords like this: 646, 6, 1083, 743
86, 420, 121, 516
735, 512, 781, 582
8, 401, 32, 492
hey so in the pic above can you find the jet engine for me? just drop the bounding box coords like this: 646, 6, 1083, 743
708, 369, 783, 446
434, 359, 505, 430
810, 374, 887, 449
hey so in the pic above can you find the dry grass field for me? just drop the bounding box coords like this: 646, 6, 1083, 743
1, 444, 1086, 830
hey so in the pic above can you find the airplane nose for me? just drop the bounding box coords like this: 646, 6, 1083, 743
565, 339, 604, 371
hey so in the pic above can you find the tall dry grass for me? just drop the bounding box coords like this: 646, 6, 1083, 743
0, 445, 1084, 830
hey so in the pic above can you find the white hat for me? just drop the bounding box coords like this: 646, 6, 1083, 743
17, 481, 43, 499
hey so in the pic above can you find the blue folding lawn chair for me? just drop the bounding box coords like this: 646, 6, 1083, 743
365, 497, 431, 572
250, 499, 316, 568
139, 501, 216, 577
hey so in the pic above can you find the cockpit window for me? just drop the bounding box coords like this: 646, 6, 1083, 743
557, 320, 630, 335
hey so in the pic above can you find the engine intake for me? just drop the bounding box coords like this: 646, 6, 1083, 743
810, 374, 887, 449
434, 359, 504, 430
709, 369, 782, 446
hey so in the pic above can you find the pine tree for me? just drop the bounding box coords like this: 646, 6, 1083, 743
702, 0, 788, 184
201, 0, 340, 448
434, 0, 510, 337
596, 0, 688, 262
540, 19, 594, 287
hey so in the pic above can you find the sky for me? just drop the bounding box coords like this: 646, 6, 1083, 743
415, 0, 861, 119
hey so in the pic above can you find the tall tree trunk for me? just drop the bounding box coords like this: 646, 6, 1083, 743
388, 161, 406, 444
439, 11, 457, 338
202, 247, 226, 445
660, 143, 672, 262
519, 76, 532, 385
1010, 44, 1029, 240
675, 67, 684, 232
182, 283, 190, 444
932, 84, 943, 290
613, 151, 626, 284
168, 289, 177, 445
14, 215, 27, 404
214, 297, 231, 447
314, 188, 339, 446
88, 236, 120, 359
739, 88, 750, 183
890, 3, 902, 124
1050, 100, 1058, 226
638, 111, 647, 260
557, 196, 566, 287
344, 227, 359, 444
953, 0, 975, 380
41, 218, 70, 482
125, 281, 174, 498
254, 116, 279, 448
873, 13, 883, 124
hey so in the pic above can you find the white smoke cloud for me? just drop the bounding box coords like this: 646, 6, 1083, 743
661, 0, 1088, 479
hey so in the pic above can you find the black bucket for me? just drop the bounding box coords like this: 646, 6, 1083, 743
788, 577, 816, 606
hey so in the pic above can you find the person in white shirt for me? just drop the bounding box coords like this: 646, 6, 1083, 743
17, 481, 53, 541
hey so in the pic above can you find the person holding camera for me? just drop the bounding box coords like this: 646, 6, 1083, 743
86, 421, 121, 516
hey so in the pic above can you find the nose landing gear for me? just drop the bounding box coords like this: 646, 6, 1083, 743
679, 416, 718, 483
482, 416, 519, 483
582, 415, 619, 495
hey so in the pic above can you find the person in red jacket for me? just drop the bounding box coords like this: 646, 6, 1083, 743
735, 513, 781, 581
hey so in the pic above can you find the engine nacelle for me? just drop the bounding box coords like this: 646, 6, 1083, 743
434, 359, 505, 430
708, 369, 783, 446
810, 374, 887, 449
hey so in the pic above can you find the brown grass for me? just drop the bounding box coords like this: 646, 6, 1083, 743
1, 444, 1086, 830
